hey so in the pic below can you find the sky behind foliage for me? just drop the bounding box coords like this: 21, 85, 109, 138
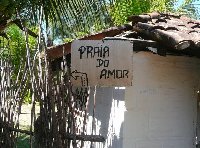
175, 0, 200, 19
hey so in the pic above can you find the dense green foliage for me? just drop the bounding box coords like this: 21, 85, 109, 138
109, 0, 150, 25
0, 25, 37, 75
0, 25, 37, 104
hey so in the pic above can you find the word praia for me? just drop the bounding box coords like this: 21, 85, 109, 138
78, 45, 109, 59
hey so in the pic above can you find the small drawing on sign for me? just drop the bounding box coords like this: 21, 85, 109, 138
71, 70, 88, 87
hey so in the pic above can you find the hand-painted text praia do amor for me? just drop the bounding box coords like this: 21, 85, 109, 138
78, 45, 129, 80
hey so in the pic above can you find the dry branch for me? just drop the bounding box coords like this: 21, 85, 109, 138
64, 134, 105, 142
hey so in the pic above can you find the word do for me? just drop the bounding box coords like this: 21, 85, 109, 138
96, 59, 109, 67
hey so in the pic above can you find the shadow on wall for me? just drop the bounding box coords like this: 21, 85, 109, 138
87, 87, 125, 148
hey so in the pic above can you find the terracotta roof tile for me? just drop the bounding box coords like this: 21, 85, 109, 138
129, 12, 200, 51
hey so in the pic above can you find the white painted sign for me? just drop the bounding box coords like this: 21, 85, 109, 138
71, 39, 133, 86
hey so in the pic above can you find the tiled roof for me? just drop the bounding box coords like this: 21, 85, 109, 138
128, 12, 200, 51
47, 12, 200, 59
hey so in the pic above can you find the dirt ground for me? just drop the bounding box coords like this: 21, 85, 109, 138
19, 103, 40, 129
16, 104, 40, 147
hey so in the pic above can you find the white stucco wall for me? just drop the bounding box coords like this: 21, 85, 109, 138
85, 87, 126, 148
84, 51, 200, 148
124, 52, 200, 148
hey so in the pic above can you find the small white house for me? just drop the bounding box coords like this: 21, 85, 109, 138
48, 12, 200, 148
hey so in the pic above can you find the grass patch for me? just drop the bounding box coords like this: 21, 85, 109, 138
16, 103, 40, 148
16, 134, 30, 148
16, 125, 32, 148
